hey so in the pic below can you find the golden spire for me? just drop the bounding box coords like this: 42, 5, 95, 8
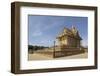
71, 25, 78, 35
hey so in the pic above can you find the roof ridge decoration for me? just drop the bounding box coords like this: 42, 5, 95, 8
57, 25, 82, 40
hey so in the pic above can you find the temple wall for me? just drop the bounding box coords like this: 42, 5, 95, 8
66, 37, 75, 47
58, 36, 80, 48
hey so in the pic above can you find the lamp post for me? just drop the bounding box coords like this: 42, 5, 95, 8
53, 41, 56, 58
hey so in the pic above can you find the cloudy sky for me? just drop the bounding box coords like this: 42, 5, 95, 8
28, 15, 88, 47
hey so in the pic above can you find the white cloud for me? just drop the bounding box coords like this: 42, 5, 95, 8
32, 29, 42, 37
81, 40, 88, 47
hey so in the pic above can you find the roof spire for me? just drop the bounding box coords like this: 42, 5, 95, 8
72, 25, 76, 30
71, 25, 78, 35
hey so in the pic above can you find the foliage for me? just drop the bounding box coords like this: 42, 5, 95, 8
28, 45, 49, 51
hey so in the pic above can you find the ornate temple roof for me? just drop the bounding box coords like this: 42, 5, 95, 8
56, 26, 82, 40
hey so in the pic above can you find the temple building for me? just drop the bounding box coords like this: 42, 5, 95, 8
56, 26, 82, 48
49, 26, 85, 57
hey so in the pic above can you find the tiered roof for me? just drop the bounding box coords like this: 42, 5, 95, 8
57, 26, 82, 40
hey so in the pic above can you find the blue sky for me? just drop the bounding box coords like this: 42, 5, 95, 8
28, 15, 88, 47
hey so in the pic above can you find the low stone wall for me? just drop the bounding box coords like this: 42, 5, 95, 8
54, 49, 85, 58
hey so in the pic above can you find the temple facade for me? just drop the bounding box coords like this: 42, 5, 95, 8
56, 26, 82, 48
